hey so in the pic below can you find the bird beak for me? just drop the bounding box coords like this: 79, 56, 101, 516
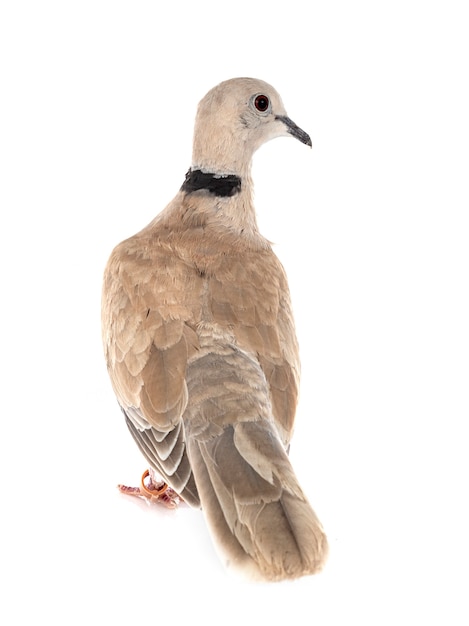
276, 115, 312, 147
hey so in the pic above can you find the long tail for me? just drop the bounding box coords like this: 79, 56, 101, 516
183, 346, 328, 582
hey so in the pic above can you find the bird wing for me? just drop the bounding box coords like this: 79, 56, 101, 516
102, 225, 300, 502
207, 248, 300, 444
102, 235, 202, 504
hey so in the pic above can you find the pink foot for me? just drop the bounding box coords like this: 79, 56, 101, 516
118, 469, 181, 509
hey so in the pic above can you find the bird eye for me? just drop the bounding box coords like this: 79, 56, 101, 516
254, 95, 270, 112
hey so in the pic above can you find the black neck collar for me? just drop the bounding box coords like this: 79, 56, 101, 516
181, 169, 241, 197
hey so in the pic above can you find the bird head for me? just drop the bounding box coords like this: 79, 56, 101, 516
191, 77, 311, 177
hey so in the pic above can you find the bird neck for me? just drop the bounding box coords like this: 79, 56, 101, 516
178, 165, 264, 242
191, 124, 255, 181
181, 169, 242, 197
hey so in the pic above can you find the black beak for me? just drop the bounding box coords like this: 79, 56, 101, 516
276, 115, 312, 147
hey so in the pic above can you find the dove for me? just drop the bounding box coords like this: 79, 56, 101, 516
101, 77, 328, 581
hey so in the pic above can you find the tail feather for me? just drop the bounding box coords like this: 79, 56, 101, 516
184, 347, 328, 581
236, 492, 328, 579
187, 419, 328, 581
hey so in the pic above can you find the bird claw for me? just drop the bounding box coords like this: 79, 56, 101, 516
118, 469, 181, 509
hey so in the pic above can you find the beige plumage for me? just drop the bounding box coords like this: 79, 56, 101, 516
102, 77, 328, 581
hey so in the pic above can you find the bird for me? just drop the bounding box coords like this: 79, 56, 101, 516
101, 77, 328, 581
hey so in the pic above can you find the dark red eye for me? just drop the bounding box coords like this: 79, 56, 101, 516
254, 95, 270, 112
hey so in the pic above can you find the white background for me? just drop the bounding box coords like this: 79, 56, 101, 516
1, 1, 468, 624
